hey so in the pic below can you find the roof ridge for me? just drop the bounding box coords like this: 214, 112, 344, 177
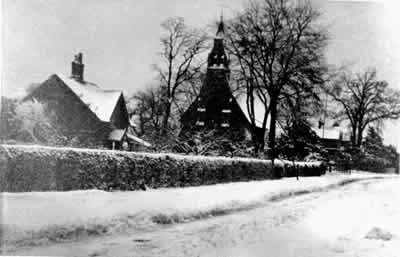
54, 73, 123, 122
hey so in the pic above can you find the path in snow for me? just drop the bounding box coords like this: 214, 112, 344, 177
1, 172, 391, 248
7, 177, 400, 257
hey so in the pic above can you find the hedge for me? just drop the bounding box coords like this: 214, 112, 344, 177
0, 144, 326, 192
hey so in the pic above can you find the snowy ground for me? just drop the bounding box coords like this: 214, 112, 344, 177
1, 172, 399, 256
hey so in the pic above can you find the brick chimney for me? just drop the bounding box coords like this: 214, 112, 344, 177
71, 53, 84, 81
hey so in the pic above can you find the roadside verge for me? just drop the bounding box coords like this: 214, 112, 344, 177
1, 172, 397, 250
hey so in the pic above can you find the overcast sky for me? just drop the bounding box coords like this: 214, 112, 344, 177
2, 0, 400, 149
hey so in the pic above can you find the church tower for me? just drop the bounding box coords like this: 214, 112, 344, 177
207, 16, 230, 71
180, 16, 250, 140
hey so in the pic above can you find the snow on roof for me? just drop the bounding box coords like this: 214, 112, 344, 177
313, 120, 351, 140
108, 129, 126, 141
56, 74, 122, 122
126, 133, 152, 147
234, 93, 269, 128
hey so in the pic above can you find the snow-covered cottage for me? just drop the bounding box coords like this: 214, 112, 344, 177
25, 53, 150, 150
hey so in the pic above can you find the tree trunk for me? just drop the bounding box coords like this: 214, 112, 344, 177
259, 134, 265, 153
357, 125, 364, 147
356, 123, 363, 147
161, 101, 172, 136
268, 96, 278, 163
251, 125, 266, 156
351, 123, 357, 148
251, 130, 259, 155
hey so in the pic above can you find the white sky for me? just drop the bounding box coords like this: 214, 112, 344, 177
1, 0, 400, 149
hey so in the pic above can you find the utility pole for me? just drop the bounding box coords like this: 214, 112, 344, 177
322, 93, 328, 139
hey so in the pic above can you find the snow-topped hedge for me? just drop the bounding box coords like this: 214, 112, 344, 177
0, 144, 326, 192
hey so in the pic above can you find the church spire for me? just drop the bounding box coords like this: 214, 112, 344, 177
207, 11, 230, 70
216, 11, 225, 38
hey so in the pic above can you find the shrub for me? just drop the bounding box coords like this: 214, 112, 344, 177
0, 145, 327, 192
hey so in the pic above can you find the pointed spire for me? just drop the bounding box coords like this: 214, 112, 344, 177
216, 10, 225, 38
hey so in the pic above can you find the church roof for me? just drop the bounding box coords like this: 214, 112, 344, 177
55, 73, 122, 122
234, 93, 269, 128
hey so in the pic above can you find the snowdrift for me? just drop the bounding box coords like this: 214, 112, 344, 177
0, 144, 326, 192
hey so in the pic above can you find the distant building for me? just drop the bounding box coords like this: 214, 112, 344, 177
180, 18, 267, 144
25, 53, 150, 149
314, 119, 351, 154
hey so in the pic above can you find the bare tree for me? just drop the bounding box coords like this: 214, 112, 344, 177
226, 0, 328, 160
173, 70, 204, 117
155, 17, 208, 136
229, 50, 270, 154
326, 67, 400, 148
129, 86, 164, 137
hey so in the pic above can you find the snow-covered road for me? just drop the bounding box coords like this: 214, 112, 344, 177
7, 176, 400, 257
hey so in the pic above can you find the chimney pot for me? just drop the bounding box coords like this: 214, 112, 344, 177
71, 53, 84, 81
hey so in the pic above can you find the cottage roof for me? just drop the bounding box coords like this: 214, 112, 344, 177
56, 74, 122, 122
126, 133, 152, 147
108, 129, 126, 141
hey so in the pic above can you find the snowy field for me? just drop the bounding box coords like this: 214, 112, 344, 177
1, 171, 396, 250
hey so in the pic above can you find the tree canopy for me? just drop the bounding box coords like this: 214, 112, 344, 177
326, 67, 400, 148
155, 17, 208, 136
226, 0, 328, 157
